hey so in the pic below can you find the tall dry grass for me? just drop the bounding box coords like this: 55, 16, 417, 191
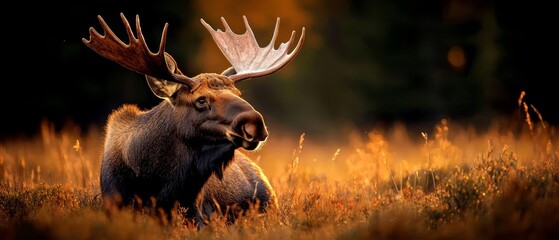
1, 96, 558, 239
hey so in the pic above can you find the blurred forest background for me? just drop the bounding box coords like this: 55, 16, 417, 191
2, 0, 557, 141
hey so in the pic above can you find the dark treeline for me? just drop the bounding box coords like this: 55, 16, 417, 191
2, 0, 557, 140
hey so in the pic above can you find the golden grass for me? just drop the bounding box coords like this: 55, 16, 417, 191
1, 106, 558, 239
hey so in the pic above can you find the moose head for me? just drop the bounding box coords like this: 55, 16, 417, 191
82, 13, 305, 151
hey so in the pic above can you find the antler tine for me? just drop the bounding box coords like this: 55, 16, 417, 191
269, 17, 280, 47
201, 16, 305, 82
220, 17, 233, 32
242, 16, 261, 48
82, 13, 196, 88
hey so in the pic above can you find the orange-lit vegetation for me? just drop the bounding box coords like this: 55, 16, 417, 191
1, 102, 558, 239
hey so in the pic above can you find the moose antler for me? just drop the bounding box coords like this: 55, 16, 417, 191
201, 16, 305, 82
82, 13, 197, 88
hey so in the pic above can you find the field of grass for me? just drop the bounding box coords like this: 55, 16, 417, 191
1, 103, 558, 239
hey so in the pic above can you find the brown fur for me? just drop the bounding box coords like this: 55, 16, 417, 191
100, 74, 277, 227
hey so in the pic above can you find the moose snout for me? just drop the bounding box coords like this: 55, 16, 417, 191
233, 111, 268, 143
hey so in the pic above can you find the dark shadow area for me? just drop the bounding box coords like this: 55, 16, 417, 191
2, 0, 557, 141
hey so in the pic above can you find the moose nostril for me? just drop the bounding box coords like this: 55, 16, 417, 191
243, 123, 256, 141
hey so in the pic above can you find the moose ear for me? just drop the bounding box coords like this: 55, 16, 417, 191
145, 53, 188, 101
146, 76, 181, 100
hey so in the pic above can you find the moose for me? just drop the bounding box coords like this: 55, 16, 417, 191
82, 13, 305, 226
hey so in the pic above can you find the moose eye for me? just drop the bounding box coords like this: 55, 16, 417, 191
194, 97, 210, 111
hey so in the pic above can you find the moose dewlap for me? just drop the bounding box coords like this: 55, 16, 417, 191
82, 13, 305, 227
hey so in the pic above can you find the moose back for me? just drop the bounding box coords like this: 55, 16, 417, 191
82, 13, 305, 226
